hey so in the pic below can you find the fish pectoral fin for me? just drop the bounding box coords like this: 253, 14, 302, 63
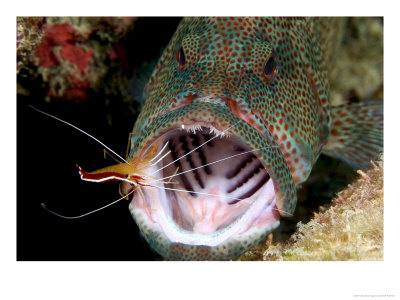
322, 100, 383, 170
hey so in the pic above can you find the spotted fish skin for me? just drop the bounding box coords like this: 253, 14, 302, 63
125, 17, 383, 260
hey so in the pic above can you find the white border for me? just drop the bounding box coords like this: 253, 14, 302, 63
3, 2, 398, 299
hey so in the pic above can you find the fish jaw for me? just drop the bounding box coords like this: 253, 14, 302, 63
124, 101, 296, 260
129, 187, 280, 260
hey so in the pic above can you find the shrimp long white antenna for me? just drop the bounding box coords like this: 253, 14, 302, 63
150, 145, 278, 184
148, 184, 292, 217
150, 150, 171, 167
149, 141, 169, 163
30, 105, 129, 164
150, 119, 241, 176
40, 190, 134, 219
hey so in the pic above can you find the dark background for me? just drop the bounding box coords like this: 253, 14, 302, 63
17, 17, 182, 260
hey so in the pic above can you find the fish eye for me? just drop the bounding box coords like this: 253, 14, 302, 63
176, 46, 185, 68
263, 52, 278, 83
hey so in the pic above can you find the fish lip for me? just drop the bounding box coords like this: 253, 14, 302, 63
126, 102, 285, 249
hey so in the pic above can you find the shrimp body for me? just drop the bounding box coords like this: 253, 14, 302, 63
77, 144, 159, 187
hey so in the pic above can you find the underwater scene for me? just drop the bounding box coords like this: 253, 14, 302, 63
17, 17, 383, 261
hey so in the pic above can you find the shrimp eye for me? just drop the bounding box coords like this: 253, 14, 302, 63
176, 46, 185, 68
263, 53, 278, 83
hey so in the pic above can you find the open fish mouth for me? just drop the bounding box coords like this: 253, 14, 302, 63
125, 122, 281, 258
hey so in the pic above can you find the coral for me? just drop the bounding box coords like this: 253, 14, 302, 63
329, 17, 383, 106
17, 17, 137, 103
238, 156, 383, 261
17, 17, 45, 74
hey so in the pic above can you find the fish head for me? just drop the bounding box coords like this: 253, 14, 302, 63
122, 17, 330, 260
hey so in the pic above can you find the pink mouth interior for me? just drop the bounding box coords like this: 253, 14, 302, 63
131, 126, 279, 246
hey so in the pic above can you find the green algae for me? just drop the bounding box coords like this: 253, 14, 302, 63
238, 156, 384, 261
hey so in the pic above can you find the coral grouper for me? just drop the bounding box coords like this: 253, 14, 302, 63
80, 17, 383, 260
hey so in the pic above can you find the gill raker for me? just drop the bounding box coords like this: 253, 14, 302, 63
80, 17, 383, 260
